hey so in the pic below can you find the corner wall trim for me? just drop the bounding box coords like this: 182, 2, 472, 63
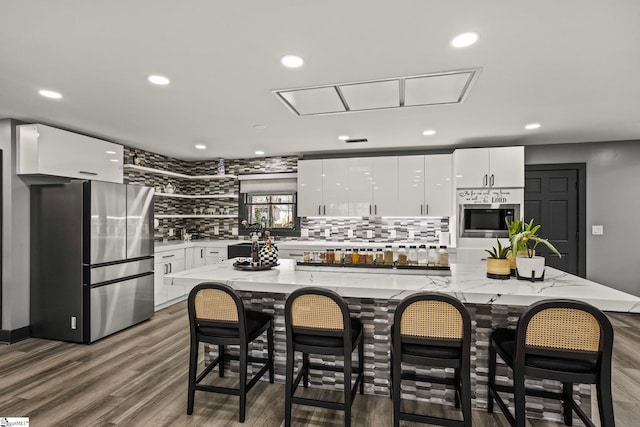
0, 326, 31, 344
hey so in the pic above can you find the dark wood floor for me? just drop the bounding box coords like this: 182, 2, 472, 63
1, 302, 638, 426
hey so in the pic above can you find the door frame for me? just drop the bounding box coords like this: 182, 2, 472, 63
525, 163, 586, 278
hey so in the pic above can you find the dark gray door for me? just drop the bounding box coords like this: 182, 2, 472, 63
525, 164, 586, 277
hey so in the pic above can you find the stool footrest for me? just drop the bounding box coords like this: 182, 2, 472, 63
292, 396, 344, 411
195, 384, 240, 396
400, 411, 466, 427
401, 371, 456, 387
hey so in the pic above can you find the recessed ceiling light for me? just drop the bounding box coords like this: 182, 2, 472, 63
105, 150, 116, 154
195, 144, 207, 150
38, 89, 63, 99
422, 129, 436, 136
281, 55, 304, 68
255, 150, 265, 155
525, 123, 541, 130
338, 135, 350, 141
451, 32, 479, 48
253, 124, 266, 130
110, 159, 119, 163
147, 75, 170, 85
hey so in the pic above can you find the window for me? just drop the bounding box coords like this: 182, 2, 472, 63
242, 193, 297, 230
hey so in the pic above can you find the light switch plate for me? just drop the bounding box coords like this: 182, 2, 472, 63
408, 230, 415, 240
232, 227, 238, 236
592, 225, 604, 235
168, 228, 174, 237
390, 230, 396, 239
347, 229, 354, 238
325, 229, 331, 238
366, 230, 374, 239
213, 225, 219, 235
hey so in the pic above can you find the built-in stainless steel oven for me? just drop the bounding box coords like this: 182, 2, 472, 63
459, 204, 519, 238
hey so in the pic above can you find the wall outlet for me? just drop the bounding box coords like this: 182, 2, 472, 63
168, 228, 174, 237
301, 228, 309, 238
213, 225, 219, 235
347, 229, 354, 238
366, 230, 374, 239
390, 230, 396, 239
71, 316, 77, 330
324, 229, 331, 238
408, 230, 415, 240
231, 227, 238, 236
592, 225, 604, 235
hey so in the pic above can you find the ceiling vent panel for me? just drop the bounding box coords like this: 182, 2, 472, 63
273, 68, 479, 116
278, 87, 346, 115
404, 71, 474, 106
338, 80, 400, 111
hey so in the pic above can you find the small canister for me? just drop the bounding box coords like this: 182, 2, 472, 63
375, 248, 384, 265
334, 248, 343, 264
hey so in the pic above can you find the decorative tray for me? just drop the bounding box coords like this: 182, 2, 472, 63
233, 261, 280, 271
295, 261, 450, 276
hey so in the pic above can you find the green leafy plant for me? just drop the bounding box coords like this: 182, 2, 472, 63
507, 218, 561, 259
485, 239, 511, 259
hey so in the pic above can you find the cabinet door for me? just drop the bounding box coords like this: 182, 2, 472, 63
204, 247, 226, 264
297, 159, 324, 216
454, 148, 490, 188
154, 263, 168, 307
424, 154, 452, 217
191, 247, 206, 268
322, 158, 350, 216
372, 156, 399, 216
348, 158, 373, 216
185, 247, 195, 270
489, 146, 524, 188
398, 156, 425, 216
166, 258, 186, 300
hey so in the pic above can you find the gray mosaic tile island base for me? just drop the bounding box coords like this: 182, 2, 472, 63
203, 293, 590, 423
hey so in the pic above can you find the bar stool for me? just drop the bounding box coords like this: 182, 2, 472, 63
487, 299, 615, 427
391, 292, 472, 427
187, 282, 274, 423
284, 287, 364, 427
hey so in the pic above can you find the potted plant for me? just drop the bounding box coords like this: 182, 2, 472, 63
508, 218, 561, 280
506, 218, 531, 273
485, 239, 511, 279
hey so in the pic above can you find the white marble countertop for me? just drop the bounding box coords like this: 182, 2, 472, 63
165, 259, 640, 313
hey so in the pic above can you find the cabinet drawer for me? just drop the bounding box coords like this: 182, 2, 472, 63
205, 248, 225, 257
155, 248, 184, 262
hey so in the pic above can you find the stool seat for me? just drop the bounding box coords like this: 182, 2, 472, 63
492, 327, 599, 373
199, 310, 272, 339
293, 318, 363, 348
401, 343, 462, 359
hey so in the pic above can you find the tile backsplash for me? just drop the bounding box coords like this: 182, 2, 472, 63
124, 146, 448, 243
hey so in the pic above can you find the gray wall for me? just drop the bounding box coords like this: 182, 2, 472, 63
0, 119, 31, 331
526, 141, 640, 297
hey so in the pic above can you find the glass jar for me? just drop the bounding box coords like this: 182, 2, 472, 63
319, 251, 327, 263
375, 248, 384, 265
326, 249, 335, 264
384, 245, 394, 265
334, 248, 343, 264
438, 246, 449, 266
366, 249, 374, 265
359, 248, 368, 264
344, 248, 352, 264
351, 248, 360, 264
397, 245, 408, 266
418, 245, 428, 265
303, 251, 311, 263
428, 245, 438, 266
408, 245, 418, 265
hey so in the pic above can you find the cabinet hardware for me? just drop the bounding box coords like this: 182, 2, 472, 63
420, 204, 423, 215
369, 204, 372, 215
163, 264, 168, 274
290, 253, 303, 257
162, 254, 175, 259
318, 205, 321, 215
209, 251, 219, 255
426, 204, 429, 215
323, 205, 326, 215
374, 205, 377, 215
79, 171, 98, 176
200, 249, 204, 258
168, 263, 172, 273
490, 174, 495, 186
483, 174, 488, 186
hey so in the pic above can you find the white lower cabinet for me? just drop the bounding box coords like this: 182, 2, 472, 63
204, 247, 226, 264
154, 248, 186, 308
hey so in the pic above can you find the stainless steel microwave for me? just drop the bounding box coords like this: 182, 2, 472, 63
459, 204, 520, 238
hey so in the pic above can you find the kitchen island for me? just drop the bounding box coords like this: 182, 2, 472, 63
166, 260, 640, 422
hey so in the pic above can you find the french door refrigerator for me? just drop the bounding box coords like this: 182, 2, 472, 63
30, 181, 155, 343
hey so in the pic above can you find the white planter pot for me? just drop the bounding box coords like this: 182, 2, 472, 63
516, 256, 545, 279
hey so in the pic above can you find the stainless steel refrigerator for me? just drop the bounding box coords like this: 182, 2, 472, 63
30, 181, 155, 343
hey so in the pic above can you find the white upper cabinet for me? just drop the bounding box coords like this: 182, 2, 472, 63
424, 154, 452, 216
297, 158, 349, 216
454, 146, 524, 188
372, 156, 399, 216
297, 159, 324, 216
16, 123, 123, 183
348, 158, 373, 216
398, 155, 452, 217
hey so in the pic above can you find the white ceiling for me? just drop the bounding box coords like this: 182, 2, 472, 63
1, 1, 639, 161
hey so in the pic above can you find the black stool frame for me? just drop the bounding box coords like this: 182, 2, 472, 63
488, 299, 615, 427
187, 282, 274, 423
391, 292, 472, 427
284, 287, 364, 427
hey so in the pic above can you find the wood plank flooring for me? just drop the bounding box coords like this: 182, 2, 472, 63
1, 302, 638, 426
